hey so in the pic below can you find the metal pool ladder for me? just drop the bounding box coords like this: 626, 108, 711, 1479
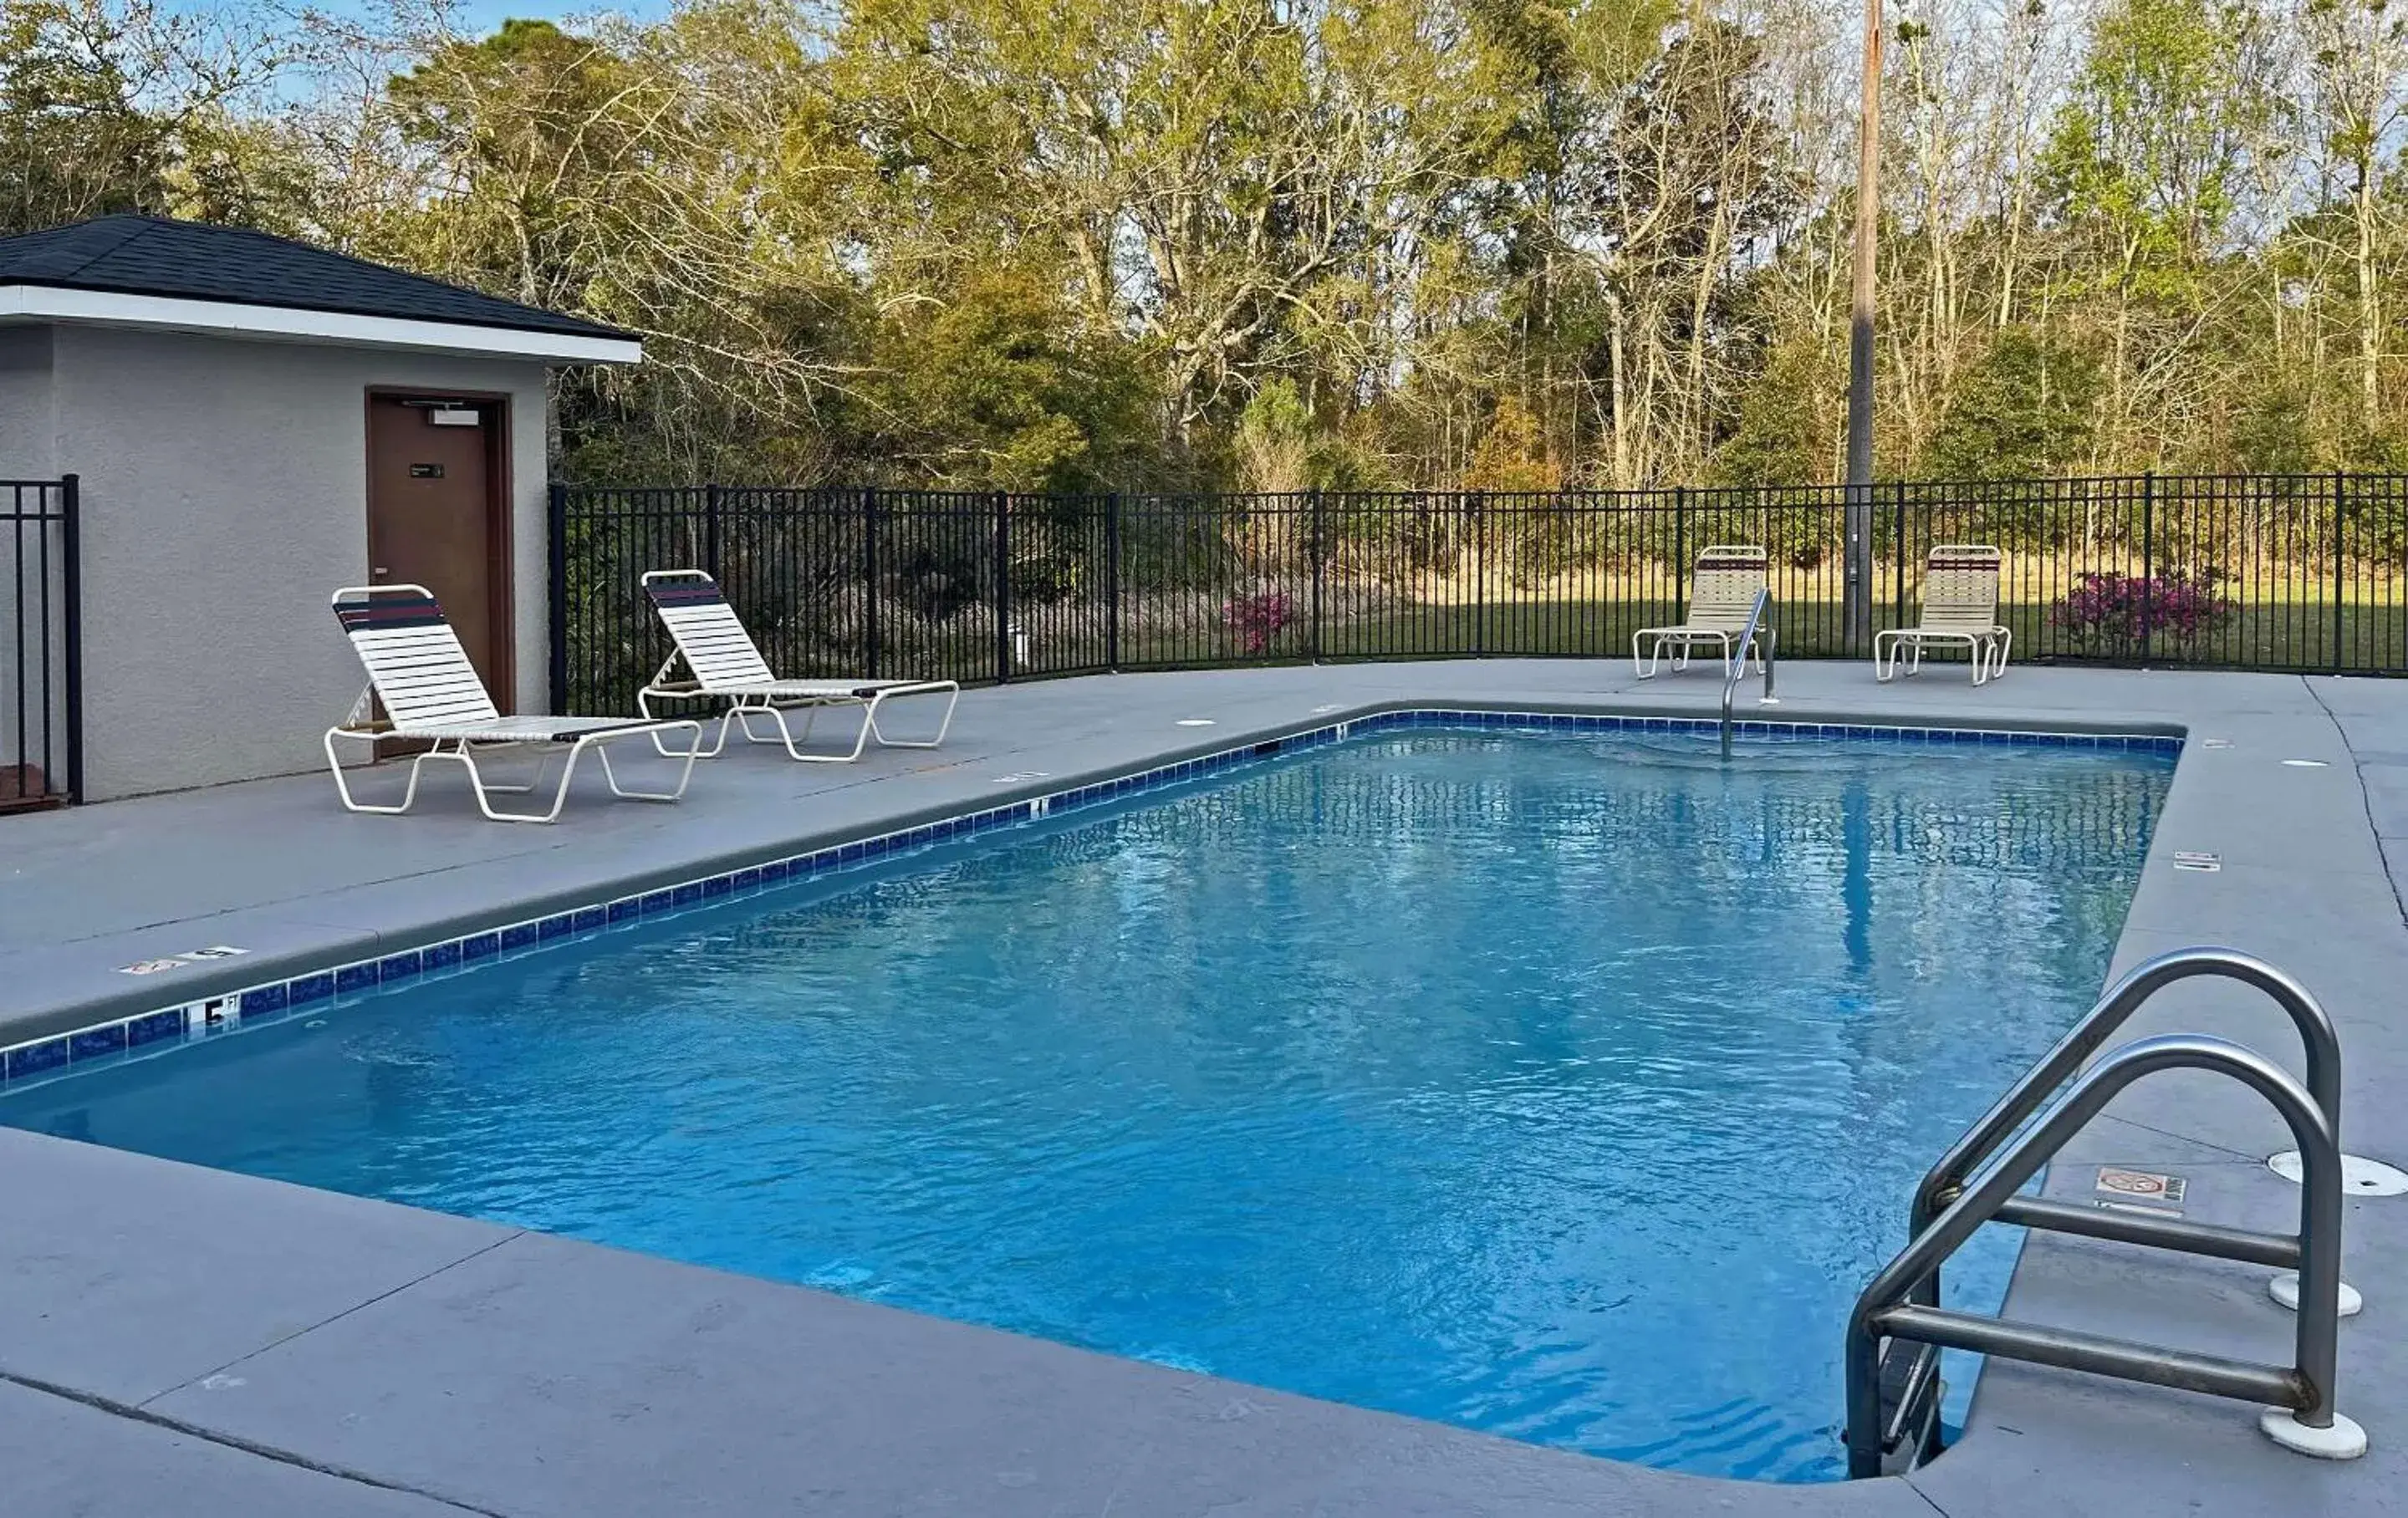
1719, 588, 1777, 758
1844, 947, 2362, 1478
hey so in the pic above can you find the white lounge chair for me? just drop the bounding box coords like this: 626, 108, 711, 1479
1634, 545, 1772, 678
638, 569, 961, 762
326, 584, 702, 823
1876, 545, 2010, 685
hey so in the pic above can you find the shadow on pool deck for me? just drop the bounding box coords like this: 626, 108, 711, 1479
2, 659, 2404, 1516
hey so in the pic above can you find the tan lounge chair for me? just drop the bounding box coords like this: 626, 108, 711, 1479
1634, 545, 1773, 678
1876, 545, 2009, 685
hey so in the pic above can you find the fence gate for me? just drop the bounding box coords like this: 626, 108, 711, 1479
3, 476, 80, 810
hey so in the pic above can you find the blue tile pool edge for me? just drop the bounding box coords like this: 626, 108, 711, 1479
0, 708, 2182, 1094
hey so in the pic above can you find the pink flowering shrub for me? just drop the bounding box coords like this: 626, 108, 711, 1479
2048, 568, 2230, 656
1225, 590, 1299, 655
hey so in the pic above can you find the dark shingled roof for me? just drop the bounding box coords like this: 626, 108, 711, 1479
0, 215, 632, 342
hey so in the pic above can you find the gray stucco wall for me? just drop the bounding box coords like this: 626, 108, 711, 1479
0, 326, 56, 476
44, 327, 553, 800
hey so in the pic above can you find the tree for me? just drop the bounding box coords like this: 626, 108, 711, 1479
2043, 0, 2281, 457
2294, 0, 2408, 425
866, 262, 1156, 492
0, 0, 284, 235
1921, 327, 2101, 478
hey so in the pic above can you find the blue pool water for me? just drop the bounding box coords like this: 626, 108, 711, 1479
3, 727, 2171, 1481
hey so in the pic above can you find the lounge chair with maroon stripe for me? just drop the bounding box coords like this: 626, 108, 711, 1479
1875, 545, 2010, 685
1633, 544, 1773, 678
637, 569, 960, 763
327, 584, 703, 823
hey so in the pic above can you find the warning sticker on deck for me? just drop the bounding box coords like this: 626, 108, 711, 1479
115, 946, 251, 976
2095, 1167, 2187, 1206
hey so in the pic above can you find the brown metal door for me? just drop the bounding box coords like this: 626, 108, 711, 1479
365, 397, 507, 707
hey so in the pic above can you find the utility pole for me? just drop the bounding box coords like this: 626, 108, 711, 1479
1844, 0, 1882, 645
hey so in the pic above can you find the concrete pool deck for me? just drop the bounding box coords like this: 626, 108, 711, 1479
1, 659, 2403, 1516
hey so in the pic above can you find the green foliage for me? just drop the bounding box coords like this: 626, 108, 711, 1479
1922, 330, 2103, 480
866, 262, 1157, 492
1709, 342, 1837, 486
2230, 384, 2321, 474
2043, 0, 2275, 291
1235, 380, 1321, 494
1233, 378, 1390, 491
381, 20, 639, 312
0, 0, 175, 232
1464, 396, 1559, 492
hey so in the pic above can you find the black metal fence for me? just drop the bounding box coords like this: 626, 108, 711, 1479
550, 474, 2408, 715
3, 476, 80, 809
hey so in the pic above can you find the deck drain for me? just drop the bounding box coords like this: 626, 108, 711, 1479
2171, 851, 2222, 872
2268, 1149, 2408, 1195
2282, 758, 2331, 768
2200, 737, 2234, 749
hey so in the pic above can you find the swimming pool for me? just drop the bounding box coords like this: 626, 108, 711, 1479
2, 725, 2172, 1482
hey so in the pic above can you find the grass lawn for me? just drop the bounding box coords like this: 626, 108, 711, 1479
1314, 598, 2407, 674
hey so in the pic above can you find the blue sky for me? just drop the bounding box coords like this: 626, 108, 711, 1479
446, 0, 676, 25
269, 0, 682, 37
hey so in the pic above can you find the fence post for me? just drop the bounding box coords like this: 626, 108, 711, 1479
1309, 491, 1329, 664
1892, 481, 1909, 634
994, 491, 1013, 683
1471, 492, 1487, 656
2334, 471, 2347, 675
704, 481, 723, 579
546, 481, 569, 716
1105, 492, 1122, 671
1673, 485, 1688, 624
862, 486, 880, 681
2139, 471, 2156, 664
59, 473, 83, 803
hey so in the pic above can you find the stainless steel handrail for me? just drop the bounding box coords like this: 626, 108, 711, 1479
1719, 588, 1777, 758
1906, 948, 2340, 1311
1845, 1033, 2350, 1478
